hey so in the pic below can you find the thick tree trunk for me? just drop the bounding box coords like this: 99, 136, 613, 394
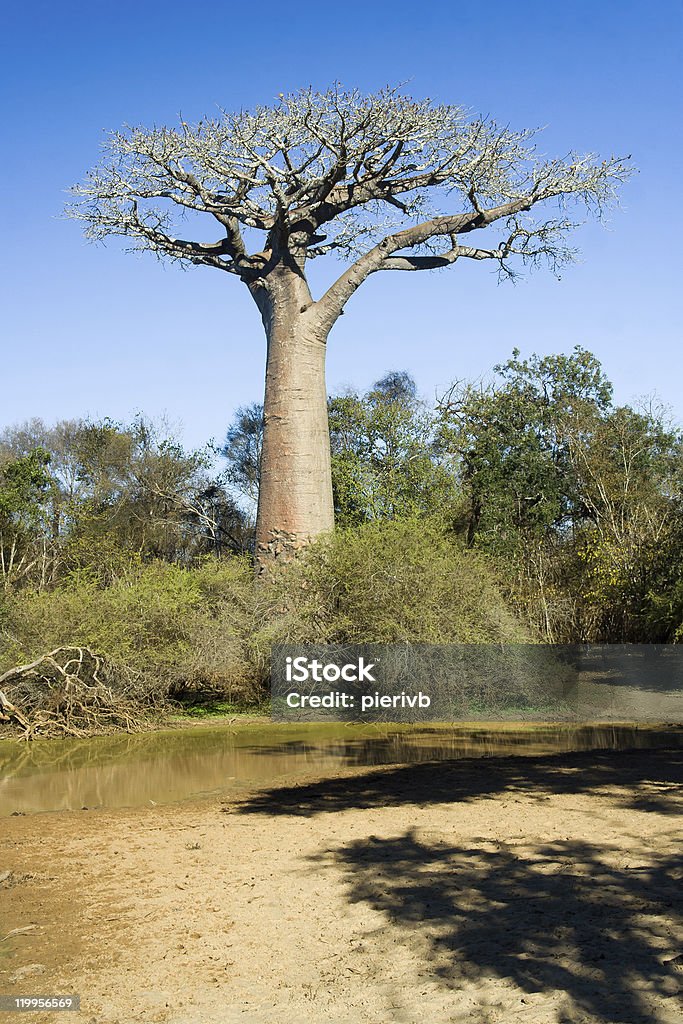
254, 271, 334, 562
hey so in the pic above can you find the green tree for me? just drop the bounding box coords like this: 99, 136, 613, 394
570, 404, 682, 640
0, 417, 250, 583
439, 348, 683, 642
439, 347, 612, 549
329, 372, 458, 526
0, 448, 53, 587
220, 403, 264, 506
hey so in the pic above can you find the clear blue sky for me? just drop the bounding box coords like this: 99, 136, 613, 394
2, 1, 682, 450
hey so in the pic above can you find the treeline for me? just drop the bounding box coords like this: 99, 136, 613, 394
224, 349, 683, 645
1, 347, 681, 708
0, 415, 251, 586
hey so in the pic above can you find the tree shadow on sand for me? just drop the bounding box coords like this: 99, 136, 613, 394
231, 747, 683, 819
229, 747, 683, 1020
313, 832, 682, 1023
230, 747, 683, 1020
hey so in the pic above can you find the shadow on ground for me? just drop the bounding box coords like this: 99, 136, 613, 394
229, 748, 683, 1021
312, 832, 682, 1024
231, 747, 683, 818
228, 748, 683, 1021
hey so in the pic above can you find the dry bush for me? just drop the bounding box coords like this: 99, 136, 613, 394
0, 558, 277, 709
0, 646, 167, 739
0, 522, 529, 732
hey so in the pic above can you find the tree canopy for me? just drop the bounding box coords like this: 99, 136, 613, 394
69, 85, 632, 300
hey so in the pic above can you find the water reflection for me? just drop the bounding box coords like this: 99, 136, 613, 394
0, 722, 681, 817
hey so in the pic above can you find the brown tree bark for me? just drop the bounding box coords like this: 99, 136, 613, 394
253, 266, 334, 562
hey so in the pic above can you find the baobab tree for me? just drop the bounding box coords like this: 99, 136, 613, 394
68, 85, 632, 561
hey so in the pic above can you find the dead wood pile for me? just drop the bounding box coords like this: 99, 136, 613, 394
0, 647, 165, 740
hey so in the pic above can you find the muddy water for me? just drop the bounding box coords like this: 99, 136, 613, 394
0, 721, 681, 816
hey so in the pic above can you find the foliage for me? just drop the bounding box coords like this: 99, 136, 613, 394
292, 519, 527, 644
438, 348, 683, 641
329, 372, 459, 527
1, 558, 263, 703
573, 406, 682, 640
220, 402, 263, 507
0, 448, 53, 587
2, 345, 681, 731
438, 347, 612, 547
0, 416, 251, 589
0, 520, 529, 718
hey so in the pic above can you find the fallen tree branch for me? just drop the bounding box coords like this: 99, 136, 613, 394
0, 647, 166, 740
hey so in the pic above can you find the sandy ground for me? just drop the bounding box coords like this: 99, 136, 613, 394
1, 748, 682, 1024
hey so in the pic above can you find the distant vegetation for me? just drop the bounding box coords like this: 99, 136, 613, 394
1, 348, 681, 720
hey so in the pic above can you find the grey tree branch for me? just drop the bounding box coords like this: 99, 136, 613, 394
314, 197, 537, 328
67, 84, 633, 318
379, 243, 500, 271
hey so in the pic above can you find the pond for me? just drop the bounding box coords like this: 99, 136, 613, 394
1, 720, 681, 816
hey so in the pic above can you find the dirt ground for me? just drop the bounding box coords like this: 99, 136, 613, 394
1, 748, 682, 1024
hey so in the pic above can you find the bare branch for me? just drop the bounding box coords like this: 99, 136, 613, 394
315, 197, 536, 328
379, 242, 501, 271
67, 84, 633, 305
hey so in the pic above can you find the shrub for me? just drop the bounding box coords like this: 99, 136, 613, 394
0, 558, 263, 702
290, 519, 528, 643
1, 521, 528, 720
